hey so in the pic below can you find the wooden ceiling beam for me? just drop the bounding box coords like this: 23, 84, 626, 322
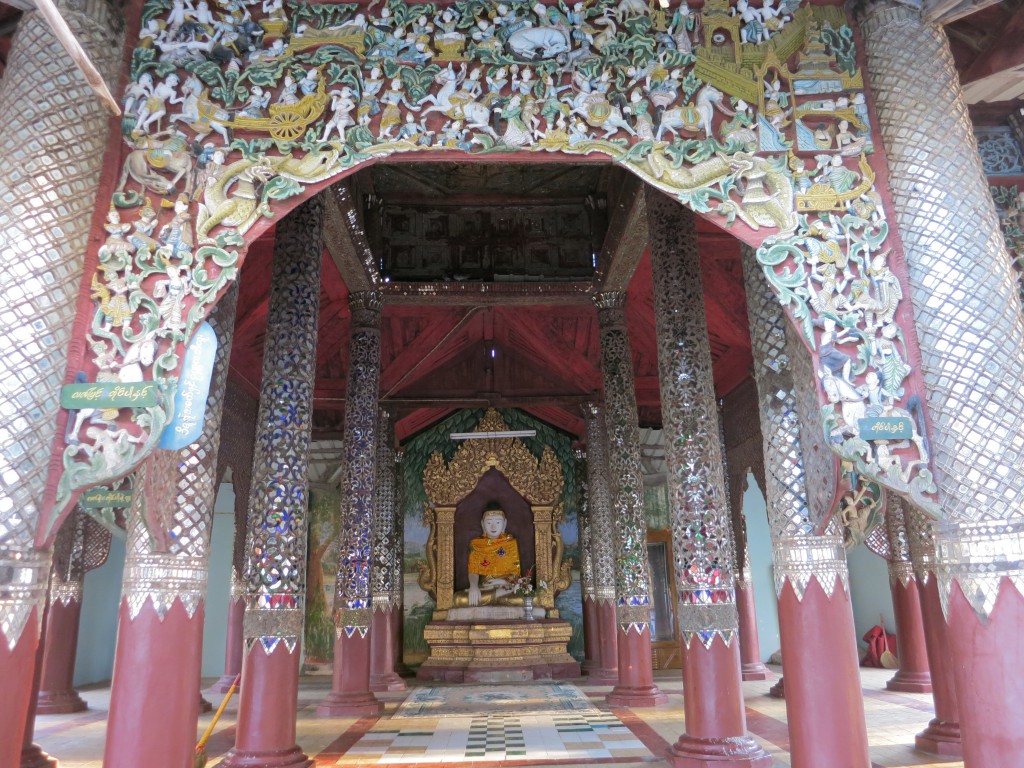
381, 282, 595, 306
595, 173, 647, 293
959, 4, 1024, 83
924, 0, 1005, 24
323, 182, 381, 292
380, 308, 484, 397
384, 394, 594, 409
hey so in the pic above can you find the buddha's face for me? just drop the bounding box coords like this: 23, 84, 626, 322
482, 511, 506, 538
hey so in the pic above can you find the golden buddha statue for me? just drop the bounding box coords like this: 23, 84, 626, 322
453, 505, 525, 607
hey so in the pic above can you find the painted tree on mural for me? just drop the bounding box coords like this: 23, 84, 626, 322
305, 487, 341, 662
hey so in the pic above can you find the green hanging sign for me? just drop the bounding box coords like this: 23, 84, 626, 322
61, 382, 158, 409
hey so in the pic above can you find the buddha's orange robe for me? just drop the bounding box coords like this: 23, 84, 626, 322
467, 532, 521, 579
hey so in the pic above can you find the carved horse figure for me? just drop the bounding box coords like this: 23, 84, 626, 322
117, 131, 195, 197
569, 91, 635, 139
419, 64, 498, 137
655, 85, 733, 141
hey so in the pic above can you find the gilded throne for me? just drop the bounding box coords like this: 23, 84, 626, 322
414, 410, 579, 682
416, 411, 572, 620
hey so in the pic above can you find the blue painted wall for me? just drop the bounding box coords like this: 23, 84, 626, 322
73, 484, 237, 685
740, 473, 782, 661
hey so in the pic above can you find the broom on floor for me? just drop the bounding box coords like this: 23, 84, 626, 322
195, 674, 240, 768
879, 613, 898, 670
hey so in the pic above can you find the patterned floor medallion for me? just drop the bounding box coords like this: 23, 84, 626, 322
394, 683, 597, 718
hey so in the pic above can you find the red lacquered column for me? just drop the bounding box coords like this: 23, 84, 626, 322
224, 197, 323, 763
318, 629, 382, 715
591, 599, 619, 684
669, 636, 771, 767
736, 573, 770, 681
222, 642, 311, 768
1, 554, 55, 768
883, 498, 931, 693
582, 406, 620, 686
904, 504, 961, 756
885, 570, 932, 693
914, 577, 962, 754
369, 607, 406, 692
368, 411, 406, 694
938, 520, 1024, 767
104, 600, 204, 768
36, 589, 86, 714
607, 623, 667, 707
317, 294, 384, 717
581, 595, 600, 675
648, 191, 768, 764
21, 595, 55, 768
776, 563, 870, 768
210, 582, 246, 694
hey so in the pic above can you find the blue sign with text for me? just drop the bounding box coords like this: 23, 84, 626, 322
160, 322, 218, 450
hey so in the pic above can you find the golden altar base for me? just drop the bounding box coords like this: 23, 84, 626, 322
416, 619, 581, 683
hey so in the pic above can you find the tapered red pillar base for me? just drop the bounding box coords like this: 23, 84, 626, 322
606, 625, 667, 707
35, 689, 86, 715
736, 582, 770, 682
668, 738, 774, 768
588, 600, 619, 685
886, 670, 932, 693
768, 676, 785, 698
369, 608, 407, 692
946, 577, 1024, 767
915, 718, 963, 757
318, 630, 383, 716
777, 578, 869, 768
210, 598, 245, 694
219, 745, 313, 768
19, 744, 56, 768
221, 641, 310, 768
210, 674, 240, 695
741, 664, 771, 682
317, 690, 386, 716
913, 577, 961, 757
668, 635, 772, 768
885, 577, 931, 693
37, 598, 87, 714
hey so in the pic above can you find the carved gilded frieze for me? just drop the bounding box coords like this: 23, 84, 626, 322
49, 0, 939, 547
423, 410, 563, 507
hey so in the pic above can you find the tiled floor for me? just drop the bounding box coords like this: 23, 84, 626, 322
33, 667, 965, 767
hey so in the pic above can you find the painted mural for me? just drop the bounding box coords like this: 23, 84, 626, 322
399, 408, 583, 665
52, 0, 942, 546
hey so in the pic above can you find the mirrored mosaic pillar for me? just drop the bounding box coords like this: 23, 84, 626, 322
369, 408, 405, 692
883, 497, 931, 693
222, 198, 323, 768
37, 510, 110, 714
210, 386, 259, 695
0, 0, 122, 758
593, 299, 666, 707
904, 503, 962, 756
856, 4, 1024, 762
392, 449, 408, 675
647, 192, 770, 767
317, 291, 385, 717
583, 403, 619, 685
105, 282, 237, 768
575, 447, 600, 674
742, 245, 869, 768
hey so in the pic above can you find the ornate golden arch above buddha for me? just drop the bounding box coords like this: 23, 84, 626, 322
417, 410, 572, 620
